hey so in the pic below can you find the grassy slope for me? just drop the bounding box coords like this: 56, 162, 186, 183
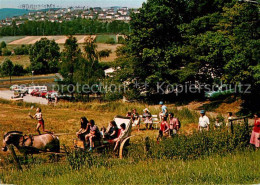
0, 100, 258, 184
0, 55, 30, 67
1, 150, 260, 184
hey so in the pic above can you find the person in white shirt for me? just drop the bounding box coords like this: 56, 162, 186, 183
198, 110, 210, 131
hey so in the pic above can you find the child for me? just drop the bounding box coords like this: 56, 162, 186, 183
165, 113, 179, 136
113, 123, 126, 152
157, 117, 168, 141
29, 108, 50, 135
214, 117, 223, 130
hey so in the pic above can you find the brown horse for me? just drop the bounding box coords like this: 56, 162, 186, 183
2, 131, 60, 154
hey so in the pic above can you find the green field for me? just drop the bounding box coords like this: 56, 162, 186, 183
95, 34, 117, 43
0, 36, 26, 44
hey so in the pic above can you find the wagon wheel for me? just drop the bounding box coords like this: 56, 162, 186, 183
119, 135, 143, 159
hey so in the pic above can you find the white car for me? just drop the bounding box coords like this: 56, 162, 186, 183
28, 86, 48, 94
10, 85, 20, 91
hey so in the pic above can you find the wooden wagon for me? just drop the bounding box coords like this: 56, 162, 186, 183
73, 115, 133, 159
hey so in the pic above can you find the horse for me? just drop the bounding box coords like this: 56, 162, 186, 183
2, 131, 60, 154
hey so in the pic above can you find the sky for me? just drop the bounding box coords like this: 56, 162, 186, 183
0, 0, 146, 9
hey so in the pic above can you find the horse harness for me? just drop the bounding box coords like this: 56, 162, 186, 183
19, 135, 34, 147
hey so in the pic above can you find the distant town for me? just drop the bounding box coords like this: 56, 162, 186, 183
0, 6, 139, 27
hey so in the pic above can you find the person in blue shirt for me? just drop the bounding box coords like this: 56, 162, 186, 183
159, 101, 168, 121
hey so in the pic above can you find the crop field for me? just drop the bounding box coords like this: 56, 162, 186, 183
95, 34, 117, 43
0, 36, 26, 44
7, 35, 97, 45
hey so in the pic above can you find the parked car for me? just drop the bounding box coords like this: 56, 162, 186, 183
205, 84, 235, 99
46, 91, 58, 100
28, 86, 47, 94
10, 85, 20, 91
30, 89, 39, 96
39, 91, 48, 98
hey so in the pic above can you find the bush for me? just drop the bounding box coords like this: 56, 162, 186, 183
118, 36, 126, 44
0, 41, 7, 49
2, 48, 12, 56
105, 38, 116, 45
148, 125, 250, 160
14, 45, 30, 55
12, 64, 25, 76
98, 49, 112, 58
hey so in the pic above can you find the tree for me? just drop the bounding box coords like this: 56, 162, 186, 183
2, 48, 12, 56
59, 35, 82, 96
13, 64, 25, 76
29, 38, 60, 74
2, 58, 14, 83
0, 41, 6, 49
98, 49, 112, 58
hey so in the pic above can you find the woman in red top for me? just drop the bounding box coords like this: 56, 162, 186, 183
157, 117, 168, 141
250, 113, 260, 148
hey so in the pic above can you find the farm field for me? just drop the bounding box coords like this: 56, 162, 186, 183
7, 35, 96, 45
0, 36, 26, 44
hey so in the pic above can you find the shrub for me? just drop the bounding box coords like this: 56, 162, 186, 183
0, 41, 7, 49
118, 36, 126, 44
14, 44, 30, 55
13, 64, 25, 76
2, 48, 12, 56
98, 49, 112, 58
105, 38, 116, 45
149, 125, 250, 160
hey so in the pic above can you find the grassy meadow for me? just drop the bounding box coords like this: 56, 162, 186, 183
0, 99, 258, 184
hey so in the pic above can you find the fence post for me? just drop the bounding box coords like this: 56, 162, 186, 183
230, 120, 234, 134
8, 145, 22, 171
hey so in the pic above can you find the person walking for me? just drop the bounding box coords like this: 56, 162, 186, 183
250, 113, 260, 149
198, 110, 210, 131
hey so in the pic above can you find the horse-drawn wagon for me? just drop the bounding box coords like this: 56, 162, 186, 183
73, 116, 133, 159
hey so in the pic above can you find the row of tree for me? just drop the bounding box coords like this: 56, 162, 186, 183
113, 0, 259, 113
0, 59, 26, 82
0, 19, 130, 36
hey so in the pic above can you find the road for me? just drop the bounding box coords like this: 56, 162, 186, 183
0, 75, 56, 82
0, 90, 48, 105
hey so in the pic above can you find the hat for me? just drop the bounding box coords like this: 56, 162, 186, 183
143, 108, 150, 112
159, 101, 164, 105
200, 110, 205, 114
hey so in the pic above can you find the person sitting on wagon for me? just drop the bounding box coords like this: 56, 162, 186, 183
157, 117, 168, 141
143, 108, 153, 130
103, 121, 119, 140
76, 117, 90, 141
165, 113, 179, 136
113, 123, 126, 152
131, 109, 140, 129
85, 120, 101, 152
126, 111, 132, 118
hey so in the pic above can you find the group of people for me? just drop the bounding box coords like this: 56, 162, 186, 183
76, 117, 127, 152
126, 108, 153, 130
199, 110, 239, 131
28, 102, 260, 151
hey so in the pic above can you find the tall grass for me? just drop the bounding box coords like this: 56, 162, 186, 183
56, 101, 200, 125
1, 150, 260, 184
